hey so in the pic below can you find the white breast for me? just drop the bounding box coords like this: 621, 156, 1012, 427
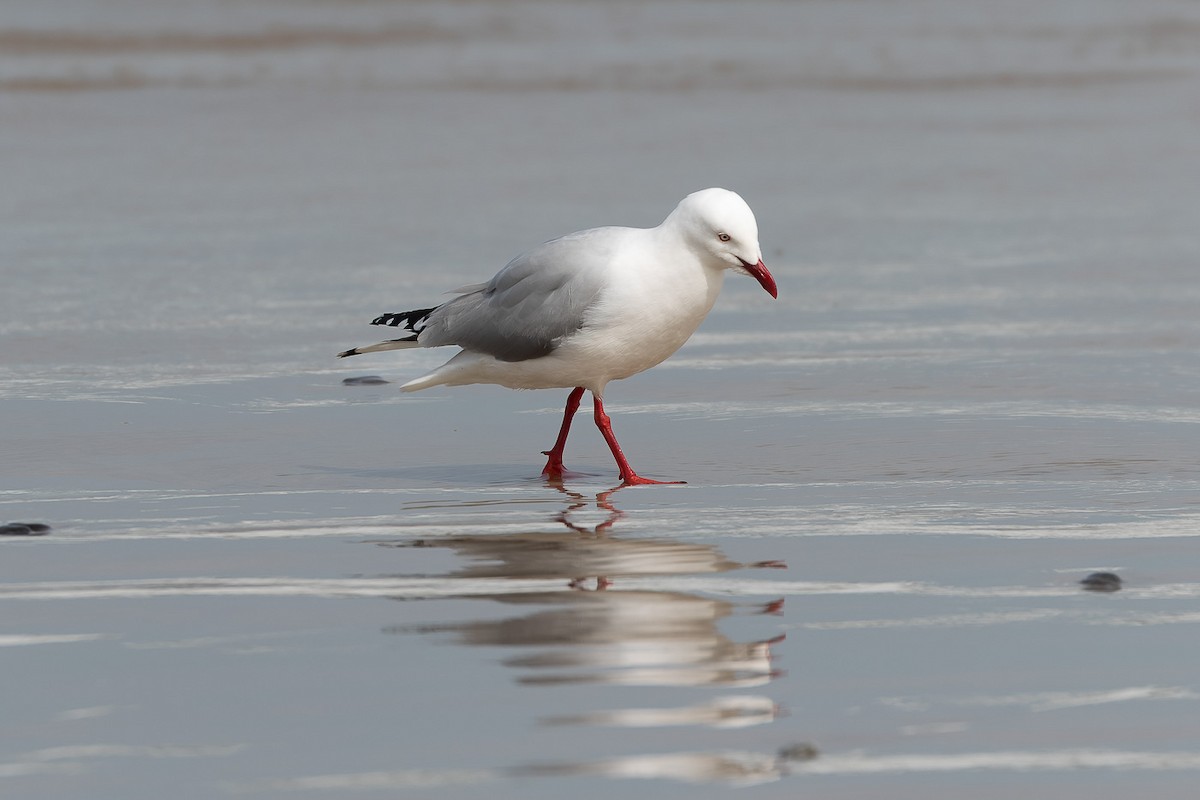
564, 248, 726, 390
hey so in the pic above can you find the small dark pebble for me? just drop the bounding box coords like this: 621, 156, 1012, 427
1080, 571, 1122, 592
777, 743, 819, 762
1, 522, 51, 536
342, 375, 390, 386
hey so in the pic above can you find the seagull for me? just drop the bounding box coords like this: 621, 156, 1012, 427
338, 188, 777, 486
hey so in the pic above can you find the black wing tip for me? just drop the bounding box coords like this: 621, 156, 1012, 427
337, 348, 360, 358
371, 307, 438, 328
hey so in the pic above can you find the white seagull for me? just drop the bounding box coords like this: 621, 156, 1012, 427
338, 188, 777, 486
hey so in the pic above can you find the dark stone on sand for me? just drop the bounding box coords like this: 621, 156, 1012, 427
1080, 571, 1121, 592
342, 375, 390, 386
1, 522, 50, 536
777, 742, 819, 762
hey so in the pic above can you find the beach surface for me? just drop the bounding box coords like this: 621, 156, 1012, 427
3, 1, 1200, 797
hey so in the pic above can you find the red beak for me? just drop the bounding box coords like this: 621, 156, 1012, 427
741, 258, 778, 299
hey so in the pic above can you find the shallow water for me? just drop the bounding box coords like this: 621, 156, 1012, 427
3, 1, 1200, 797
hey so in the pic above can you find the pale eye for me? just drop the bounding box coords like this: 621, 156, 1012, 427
717, 233, 732, 242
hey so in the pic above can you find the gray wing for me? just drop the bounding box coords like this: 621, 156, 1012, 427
418, 228, 621, 362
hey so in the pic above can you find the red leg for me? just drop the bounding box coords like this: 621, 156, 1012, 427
541, 387, 585, 479
592, 393, 685, 486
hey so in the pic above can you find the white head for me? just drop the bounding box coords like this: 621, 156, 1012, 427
666, 188, 777, 298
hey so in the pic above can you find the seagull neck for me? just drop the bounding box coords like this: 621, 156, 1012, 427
652, 224, 725, 288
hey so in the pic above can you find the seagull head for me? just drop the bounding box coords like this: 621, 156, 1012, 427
668, 188, 777, 298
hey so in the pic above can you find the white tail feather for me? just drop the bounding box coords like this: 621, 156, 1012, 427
399, 374, 441, 392
338, 339, 420, 358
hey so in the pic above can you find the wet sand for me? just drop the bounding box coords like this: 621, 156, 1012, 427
3, 1, 1200, 797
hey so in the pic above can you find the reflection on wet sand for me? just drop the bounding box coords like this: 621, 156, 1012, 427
405, 590, 783, 689
236, 743, 820, 792
514, 746, 810, 788
381, 487, 785, 690
544, 694, 779, 729
392, 529, 782, 585
389, 485, 785, 584
376, 485, 793, 783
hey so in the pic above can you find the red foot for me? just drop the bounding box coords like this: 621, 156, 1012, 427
620, 473, 687, 487
540, 390, 687, 487
541, 454, 566, 481
540, 387, 585, 481
567, 576, 612, 591
542, 458, 592, 484
593, 395, 686, 487
762, 598, 786, 615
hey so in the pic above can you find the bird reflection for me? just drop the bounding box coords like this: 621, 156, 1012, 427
544, 695, 780, 729
515, 744, 816, 787
421, 590, 783, 689
552, 484, 624, 534
381, 484, 786, 692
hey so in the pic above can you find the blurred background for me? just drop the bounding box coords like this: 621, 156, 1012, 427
5, 0, 1197, 399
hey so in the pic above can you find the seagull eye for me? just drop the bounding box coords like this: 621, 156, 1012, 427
717, 233, 731, 242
